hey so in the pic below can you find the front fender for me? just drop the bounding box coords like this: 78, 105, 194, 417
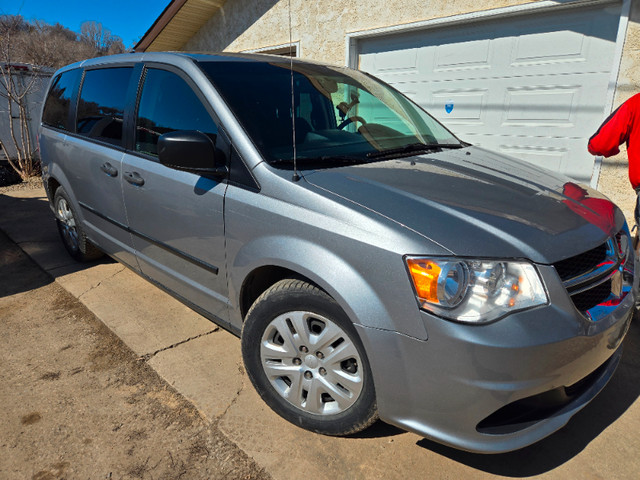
227, 234, 428, 340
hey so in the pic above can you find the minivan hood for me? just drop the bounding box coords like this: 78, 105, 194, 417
303, 147, 624, 264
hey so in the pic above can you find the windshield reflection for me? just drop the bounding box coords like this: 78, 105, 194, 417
199, 58, 461, 168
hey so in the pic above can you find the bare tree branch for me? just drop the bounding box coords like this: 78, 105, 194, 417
1, 14, 126, 180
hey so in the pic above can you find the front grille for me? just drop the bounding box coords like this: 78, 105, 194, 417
570, 279, 612, 312
553, 231, 629, 317
553, 242, 608, 282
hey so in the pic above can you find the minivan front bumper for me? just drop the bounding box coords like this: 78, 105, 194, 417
355, 267, 635, 453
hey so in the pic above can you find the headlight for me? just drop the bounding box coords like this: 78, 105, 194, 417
405, 257, 548, 323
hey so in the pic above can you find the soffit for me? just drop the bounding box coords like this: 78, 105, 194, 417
136, 0, 227, 52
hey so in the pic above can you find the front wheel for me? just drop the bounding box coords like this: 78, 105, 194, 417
241, 278, 378, 436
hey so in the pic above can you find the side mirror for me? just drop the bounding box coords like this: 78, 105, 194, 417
157, 130, 227, 177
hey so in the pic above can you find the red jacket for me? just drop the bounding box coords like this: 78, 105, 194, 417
588, 93, 640, 188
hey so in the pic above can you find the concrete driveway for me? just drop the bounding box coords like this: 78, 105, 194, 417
2, 186, 640, 479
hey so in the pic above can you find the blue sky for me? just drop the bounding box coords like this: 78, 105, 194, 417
0, 0, 169, 48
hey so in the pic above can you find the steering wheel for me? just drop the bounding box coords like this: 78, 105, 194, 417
338, 116, 367, 130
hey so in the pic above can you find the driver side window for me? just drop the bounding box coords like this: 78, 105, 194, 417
135, 68, 218, 157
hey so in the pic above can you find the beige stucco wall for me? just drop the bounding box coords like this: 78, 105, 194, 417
596, 1, 640, 222
185, 0, 640, 221
184, 0, 530, 64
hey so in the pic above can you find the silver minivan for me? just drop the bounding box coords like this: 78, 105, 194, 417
40, 52, 636, 453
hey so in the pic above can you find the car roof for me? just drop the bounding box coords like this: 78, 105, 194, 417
55, 51, 333, 75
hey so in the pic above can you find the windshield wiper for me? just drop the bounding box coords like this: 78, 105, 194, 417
366, 142, 464, 159
270, 155, 370, 167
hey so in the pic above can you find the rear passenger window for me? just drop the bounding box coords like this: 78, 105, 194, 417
76, 67, 133, 147
42, 69, 81, 131
135, 68, 217, 157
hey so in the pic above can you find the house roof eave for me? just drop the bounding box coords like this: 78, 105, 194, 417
134, 0, 226, 52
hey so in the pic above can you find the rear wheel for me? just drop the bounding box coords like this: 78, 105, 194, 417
241, 278, 378, 435
54, 187, 103, 262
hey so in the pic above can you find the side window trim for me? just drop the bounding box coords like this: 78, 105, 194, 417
69, 63, 137, 151
41, 69, 82, 133
131, 62, 224, 163
69, 69, 84, 135
218, 127, 260, 192
131, 65, 149, 158
123, 63, 145, 152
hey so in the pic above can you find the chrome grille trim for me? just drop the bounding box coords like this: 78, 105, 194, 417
566, 264, 621, 296
561, 238, 621, 293
554, 230, 633, 319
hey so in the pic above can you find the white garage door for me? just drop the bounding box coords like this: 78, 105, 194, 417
357, 3, 622, 183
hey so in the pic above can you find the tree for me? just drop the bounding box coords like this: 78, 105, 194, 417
0, 15, 42, 180
80, 21, 125, 56
0, 15, 126, 180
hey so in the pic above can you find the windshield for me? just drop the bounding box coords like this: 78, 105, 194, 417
199, 58, 462, 168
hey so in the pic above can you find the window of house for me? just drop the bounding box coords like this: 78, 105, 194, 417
42, 69, 81, 131
76, 67, 133, 147
244, 43, 298, 57
135, 68, 218, 157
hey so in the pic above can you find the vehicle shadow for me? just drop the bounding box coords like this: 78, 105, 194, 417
0, 228, 53, 296
415, 314, 640, 476
0, 225, 115, 298
0, 189, 115, 297
350, 420, 405, 439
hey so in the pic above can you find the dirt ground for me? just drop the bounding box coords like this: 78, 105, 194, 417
0, 229, 270, 480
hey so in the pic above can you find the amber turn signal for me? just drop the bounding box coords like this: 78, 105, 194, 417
406, 258, 441, 304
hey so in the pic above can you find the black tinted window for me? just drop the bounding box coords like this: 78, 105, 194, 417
42, 69, 81, 131
76, 67, 133, 147
200, 60, 459, 168
135, 68, 217, 157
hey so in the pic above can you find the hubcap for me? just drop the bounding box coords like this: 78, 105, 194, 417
260, 311, 364, 415
56, 198, 79, 251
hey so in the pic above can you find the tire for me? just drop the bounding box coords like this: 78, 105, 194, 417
53, 187, 103, 262
241, 278, 378, 436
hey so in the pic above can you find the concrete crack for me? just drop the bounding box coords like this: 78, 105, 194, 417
77, 266, 126, 299
217, 363, 245, 422
138, 328, 219, 362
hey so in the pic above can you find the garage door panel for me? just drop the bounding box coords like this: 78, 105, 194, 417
464, 135, 593, 182
359, 51, 425, 85
361, 47, 419, 74
422, 80, 505, 131
503, 85, 580, 127
509, 6, 620, 71
433, 37, 492, 73
428, 88, 488, 126
496, 142, 567, 174
497, 72, 611, 132
511, 27, 587, 66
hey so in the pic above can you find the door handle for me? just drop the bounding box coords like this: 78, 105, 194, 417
100, 162, 118, 177
124, 171, 145, 187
